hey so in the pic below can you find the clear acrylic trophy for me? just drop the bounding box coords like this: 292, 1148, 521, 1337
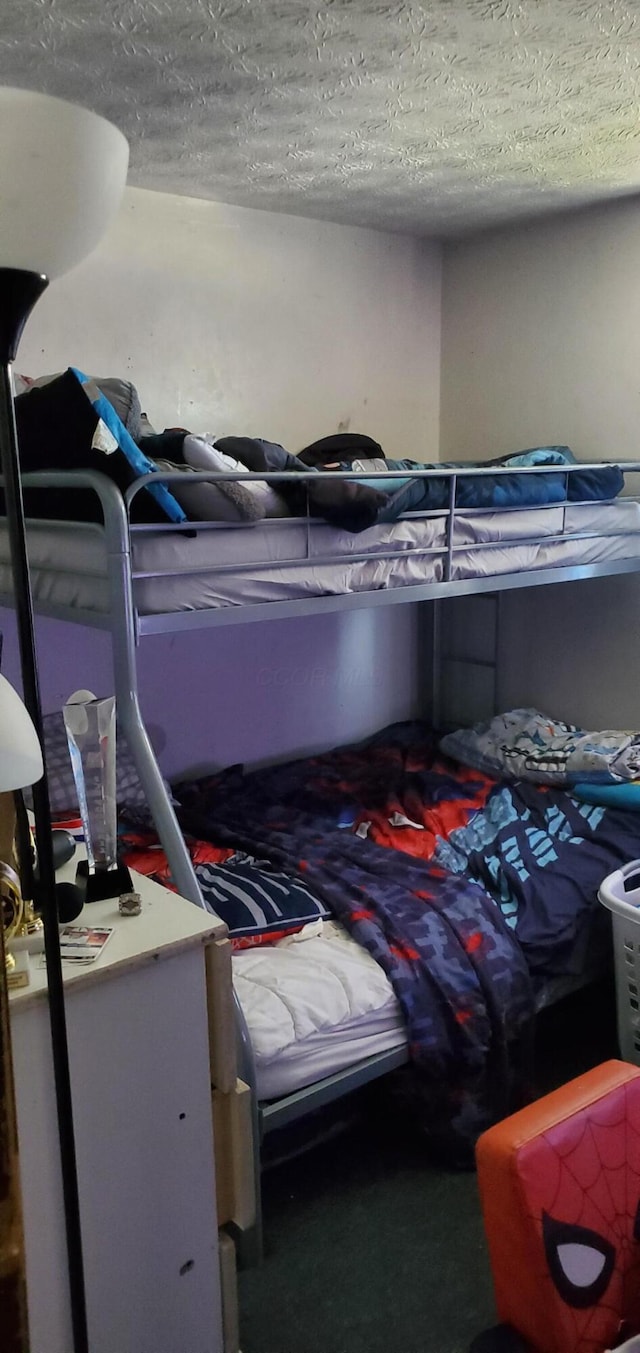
63, 690, 132, 902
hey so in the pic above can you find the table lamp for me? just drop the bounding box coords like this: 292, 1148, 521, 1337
0, 671, 43, 961
0, 669, 44, 1346
0, 670, 44, 791
0, 86, 129, 1353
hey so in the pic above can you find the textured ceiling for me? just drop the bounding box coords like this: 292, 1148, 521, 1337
3, 0, 640, 236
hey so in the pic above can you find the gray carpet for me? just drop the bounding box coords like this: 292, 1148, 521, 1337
239, 979, 619, 1353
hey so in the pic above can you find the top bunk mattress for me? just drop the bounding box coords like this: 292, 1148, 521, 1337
3, 499, 640, 618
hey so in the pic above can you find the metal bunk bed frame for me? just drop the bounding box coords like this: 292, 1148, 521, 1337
5, 458, 640, 1260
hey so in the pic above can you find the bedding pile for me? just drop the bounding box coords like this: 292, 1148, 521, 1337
10, 365, 626, 532
121, 720, 640, 1157
135, 434, 627, 531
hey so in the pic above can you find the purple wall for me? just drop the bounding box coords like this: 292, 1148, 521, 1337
0, 603, 422, 779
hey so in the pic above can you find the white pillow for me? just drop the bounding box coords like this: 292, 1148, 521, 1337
183, 435, 289, 518
151, 458, 257, 522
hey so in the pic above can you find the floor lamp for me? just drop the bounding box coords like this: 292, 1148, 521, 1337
0, 87, 129, 1353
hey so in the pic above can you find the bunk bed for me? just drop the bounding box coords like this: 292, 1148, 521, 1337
4, 457, 640, 1258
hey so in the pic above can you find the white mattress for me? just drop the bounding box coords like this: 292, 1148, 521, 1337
4, 499, 640, 616
232, 920, 406, 1101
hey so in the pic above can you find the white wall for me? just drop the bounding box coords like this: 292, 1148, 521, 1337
4, 188, 441, 775
18, 186, 439, 456
441, 196, 640, 728
441, 196, 640, 464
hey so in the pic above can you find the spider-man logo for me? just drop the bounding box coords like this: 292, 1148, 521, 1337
519, 1079, 640, 1351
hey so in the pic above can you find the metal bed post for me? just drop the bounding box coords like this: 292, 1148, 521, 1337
100, 476, 266, 1265
430, 471, 457, 731
430, 599, 443, 731
493, 591, 503, 715
104, 536, 206, 909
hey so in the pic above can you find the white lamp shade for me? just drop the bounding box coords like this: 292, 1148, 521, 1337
0, 673, 43, 790
0, 87, 129, 279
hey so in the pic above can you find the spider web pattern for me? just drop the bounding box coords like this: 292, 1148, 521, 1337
519, 1080, 640, 1353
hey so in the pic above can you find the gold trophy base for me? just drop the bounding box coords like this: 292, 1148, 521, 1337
10, 901, 44, 953
6, 949, 30, 990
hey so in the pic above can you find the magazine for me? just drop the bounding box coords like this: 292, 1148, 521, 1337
58, 925, 114, 964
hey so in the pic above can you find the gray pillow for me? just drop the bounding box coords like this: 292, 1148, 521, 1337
93, 377, 142, 441
16, 372, 143, 441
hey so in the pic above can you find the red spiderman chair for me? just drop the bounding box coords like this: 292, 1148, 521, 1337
470, 1060, 640, 1353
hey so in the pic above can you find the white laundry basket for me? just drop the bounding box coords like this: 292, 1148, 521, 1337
599, 861, 640, 1065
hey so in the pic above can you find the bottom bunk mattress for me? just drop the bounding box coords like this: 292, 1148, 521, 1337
170, 720, 640, 1147
6, 499, 640, 615
119, 719, 639, 1152
120, 815, 611, 1112
231, 918, 610, 1104
232, 920, 406, 1101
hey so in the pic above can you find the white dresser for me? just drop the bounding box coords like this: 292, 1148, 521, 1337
9, 859, 231, 1353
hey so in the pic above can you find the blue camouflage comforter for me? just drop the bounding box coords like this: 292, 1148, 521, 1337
350, 446, 625, 521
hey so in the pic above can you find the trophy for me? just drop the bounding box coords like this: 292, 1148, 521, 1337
63, 690, 132, 902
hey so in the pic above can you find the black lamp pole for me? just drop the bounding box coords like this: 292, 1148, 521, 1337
0, 267, 89, 1353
